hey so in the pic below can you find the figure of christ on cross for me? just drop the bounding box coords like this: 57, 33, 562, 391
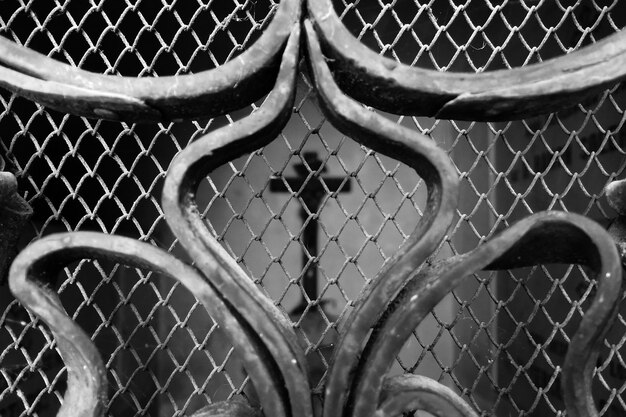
269, 151, 352, 315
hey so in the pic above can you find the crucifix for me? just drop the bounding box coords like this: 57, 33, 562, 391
270, 151, 351, 314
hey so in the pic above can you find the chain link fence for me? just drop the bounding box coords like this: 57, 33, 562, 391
0, 0, 625, 416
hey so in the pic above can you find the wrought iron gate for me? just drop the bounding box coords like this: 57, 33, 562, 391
0, 1, 625, 416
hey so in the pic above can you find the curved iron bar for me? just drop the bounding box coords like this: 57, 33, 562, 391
304, 20, 461, 417
359, 212, 621, 417
3, 2, 626, 416
193, 397, 262, 417
306, 20, 623, 417
6, 24, 309, 417
8, 233, 277, 417
307, 0, 626, 121
377, 375, 478, 417
161, 25, 313, 417
0, 0, 301, 122
9, 235, 109, 417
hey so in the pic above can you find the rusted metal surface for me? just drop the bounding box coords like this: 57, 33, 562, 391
3, 0, 626, 416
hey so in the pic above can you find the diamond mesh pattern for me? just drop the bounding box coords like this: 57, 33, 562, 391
0, 1, 625, 416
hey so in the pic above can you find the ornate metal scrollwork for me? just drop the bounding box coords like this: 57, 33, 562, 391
3, 1, 626, 416
307, 0, 626, 121
0, 0, 299, 122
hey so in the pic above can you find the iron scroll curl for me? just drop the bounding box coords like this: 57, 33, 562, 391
3, 1, 626, 416
9, 233, 269, 417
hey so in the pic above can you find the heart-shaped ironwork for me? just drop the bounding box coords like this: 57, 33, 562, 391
3, 1, 626, 416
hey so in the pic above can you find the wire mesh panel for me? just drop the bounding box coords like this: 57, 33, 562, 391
0, 1, 625, 416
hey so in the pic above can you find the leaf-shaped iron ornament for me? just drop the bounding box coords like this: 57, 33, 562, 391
4, 1, 626, 416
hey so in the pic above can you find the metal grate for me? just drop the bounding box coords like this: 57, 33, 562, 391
0, 1, 625, 416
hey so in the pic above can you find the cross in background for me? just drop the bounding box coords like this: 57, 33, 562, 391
270, 152, 352, 314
